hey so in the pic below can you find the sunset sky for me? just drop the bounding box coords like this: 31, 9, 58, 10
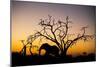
11, 1, 96, 56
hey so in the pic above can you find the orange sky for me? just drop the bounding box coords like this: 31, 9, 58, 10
11, 1, 96, 56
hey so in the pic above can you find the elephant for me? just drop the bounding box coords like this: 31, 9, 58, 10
39, 43, 59, 57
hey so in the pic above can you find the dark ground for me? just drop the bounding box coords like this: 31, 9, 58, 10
11, 52, 96, 67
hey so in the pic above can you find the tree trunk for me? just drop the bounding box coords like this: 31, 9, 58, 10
60, 47, 69, 57
29, 44, 33, 56
60, 50, 66, 57
24, 46, 26, 55
21, 46, 26, 56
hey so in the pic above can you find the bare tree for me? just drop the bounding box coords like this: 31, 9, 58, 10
19, 37, 35, 56
21, 15, 94, 56
20, 35, 39, 56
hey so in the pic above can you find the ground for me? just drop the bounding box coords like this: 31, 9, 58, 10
11, 52, 96, 67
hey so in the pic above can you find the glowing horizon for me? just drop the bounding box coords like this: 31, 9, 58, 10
11, 1, 96, 56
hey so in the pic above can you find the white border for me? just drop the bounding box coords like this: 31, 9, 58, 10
0, 0, 10, 67
16, 0, 96, 5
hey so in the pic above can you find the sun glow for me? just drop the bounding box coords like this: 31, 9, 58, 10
11, 1, 96, 57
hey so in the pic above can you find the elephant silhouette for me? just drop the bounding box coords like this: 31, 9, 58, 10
39, 43, 59, 57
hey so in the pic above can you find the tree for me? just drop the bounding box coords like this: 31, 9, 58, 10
20, 36, 35, 56
20, 40, 26, 56
22, 15, 94, 56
